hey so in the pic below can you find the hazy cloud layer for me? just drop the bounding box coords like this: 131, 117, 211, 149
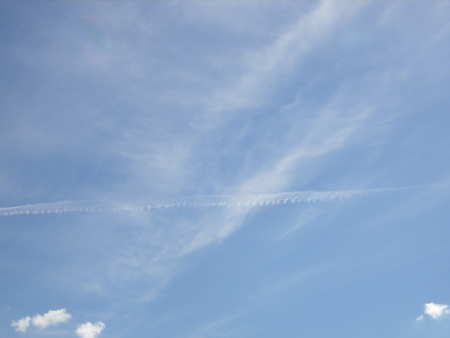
2, 1, 450, 337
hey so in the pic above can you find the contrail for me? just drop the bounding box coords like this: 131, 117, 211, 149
0, 184, 445, 216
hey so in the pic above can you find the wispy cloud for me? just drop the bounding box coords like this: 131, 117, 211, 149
4, 4, 450, 335
201, 0, 365, 118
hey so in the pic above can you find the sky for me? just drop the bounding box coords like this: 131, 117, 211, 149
1, 1, 450, 337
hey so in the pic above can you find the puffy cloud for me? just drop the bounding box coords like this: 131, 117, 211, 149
76, 321, 105, 338
11, 316, 31, 332
424, 303, 449, 319
11, 309, 106, 338
416, 303, 450, 320
11, 309, 72, 332
31, 309, 72, 329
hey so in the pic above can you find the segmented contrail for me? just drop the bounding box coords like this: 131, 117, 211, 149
0, 184, 444, 216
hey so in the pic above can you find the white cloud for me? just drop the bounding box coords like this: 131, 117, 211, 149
31, 308, 72, 329
424, 302, 449, 319
11, 316, 31, 332
12, 309, 72, 332
11, 309, 106, 338
76, 321, 105, 338
417, 303, 450, 320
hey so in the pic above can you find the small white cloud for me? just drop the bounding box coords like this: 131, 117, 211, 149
11, 316, 31, 332
416, 315, 423, 321
76, 321, 105, 338
31, 309, 72, 329
423, 302, 449, 319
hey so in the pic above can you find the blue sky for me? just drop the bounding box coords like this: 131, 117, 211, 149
1, 1, 450, 337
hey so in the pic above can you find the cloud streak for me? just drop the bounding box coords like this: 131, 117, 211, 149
1, 184, 444, 217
